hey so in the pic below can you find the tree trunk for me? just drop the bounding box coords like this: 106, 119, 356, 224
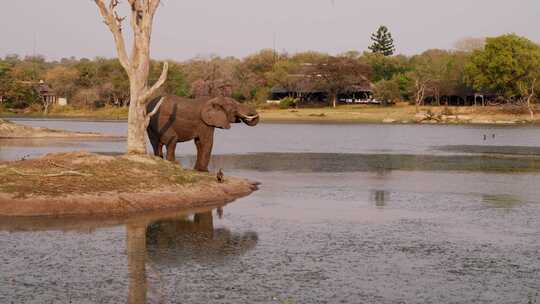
527, 79, 536, 121
43, 100, 50, 116
94, 0, 168, 156
127, 78, 148, 154
527, 95, 535, 121
127, 224, 147, 304
332, 93, 337, 108
127, 103, 148, 154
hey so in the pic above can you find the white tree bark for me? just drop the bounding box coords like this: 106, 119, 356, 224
414, 79, 427, 114
94, 0, 168, 154
526, 78, 536, 121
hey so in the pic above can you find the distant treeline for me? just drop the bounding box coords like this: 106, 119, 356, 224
0, 33, 539, 111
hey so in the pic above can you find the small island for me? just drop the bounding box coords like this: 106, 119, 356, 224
0, 152, 258, 217
0, 118, 110, 139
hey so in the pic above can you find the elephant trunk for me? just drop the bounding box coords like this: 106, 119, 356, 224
239, 113, 259, 126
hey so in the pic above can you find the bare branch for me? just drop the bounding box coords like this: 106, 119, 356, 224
149, 0, 161, 16
141, 61, 169, 103
94, 0, 131, 72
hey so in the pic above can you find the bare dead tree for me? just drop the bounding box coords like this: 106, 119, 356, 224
94, 0, 168, 154
518, 78, 537, 121
413, 79, 428, 113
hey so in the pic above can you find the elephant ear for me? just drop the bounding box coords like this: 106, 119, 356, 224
201, 98, 231, 129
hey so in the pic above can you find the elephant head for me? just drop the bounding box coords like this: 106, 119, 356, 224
200, 97, 260, 129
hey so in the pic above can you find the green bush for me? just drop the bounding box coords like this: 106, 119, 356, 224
279, 97, 297, 109
252, 87, 270, 105
373, 79, 400, 105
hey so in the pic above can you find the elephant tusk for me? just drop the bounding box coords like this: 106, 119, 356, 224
239, 114, 259, 121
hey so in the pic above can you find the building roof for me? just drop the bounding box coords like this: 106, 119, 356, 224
20, 80, 56, 96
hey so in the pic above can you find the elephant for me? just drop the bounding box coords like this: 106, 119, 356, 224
146, 95, 259, 172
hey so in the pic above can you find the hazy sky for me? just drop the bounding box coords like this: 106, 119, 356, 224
0, 0, 538, 61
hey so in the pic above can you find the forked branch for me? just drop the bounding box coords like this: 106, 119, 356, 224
94, 0, 131, 72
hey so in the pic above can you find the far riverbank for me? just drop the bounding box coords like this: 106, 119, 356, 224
2, 103, 539, 125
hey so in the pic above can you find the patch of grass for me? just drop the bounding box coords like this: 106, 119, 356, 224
0, 152, 213, 197
48, 105, 129, 119
257, 102, 540, 124
1, 105, 129, 120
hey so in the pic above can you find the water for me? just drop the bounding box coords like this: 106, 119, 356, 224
1, 119, 539, 303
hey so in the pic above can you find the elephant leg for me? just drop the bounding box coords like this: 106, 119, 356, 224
148, 129, 162, 158
165, 137, 178, 162
158, 128, 178, 162
194, 132, 213, 172
157, 142, 164, 158
166, 141, 177, 162
194, 138, 204, 171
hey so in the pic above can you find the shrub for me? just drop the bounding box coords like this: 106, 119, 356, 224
373, 79, 400, 105
279, 97, 297, 109
252, 87, 270, 105
71, 88, 100, 108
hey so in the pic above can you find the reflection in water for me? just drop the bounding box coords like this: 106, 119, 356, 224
482, 194, 524, 208
146, 211, 258, 264
438, 145, 540, 156
197, 153, 540, 173
2, 121, 540, 303
127, 224, 148, 304
0, 205, 257, 304
371, 190, 389, 207
126, 208, 258, 304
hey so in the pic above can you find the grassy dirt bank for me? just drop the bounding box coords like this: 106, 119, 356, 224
0, 152, 258, 217
259, 103, 540, 124
2, 103, 539, 124
0, 105, 129, 120
0, 118, 115, 138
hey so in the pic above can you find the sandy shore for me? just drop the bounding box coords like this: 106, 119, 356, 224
0, 118, 114, 138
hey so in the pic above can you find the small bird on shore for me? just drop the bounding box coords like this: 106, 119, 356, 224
217, 168, 224, 183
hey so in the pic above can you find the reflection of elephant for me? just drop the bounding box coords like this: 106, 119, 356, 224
127, 208, 256, 303
146, 95, 260, 171
146, 211, 258, 264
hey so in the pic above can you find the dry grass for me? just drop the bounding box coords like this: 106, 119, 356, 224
0, 105, 129, 120
0, 118, 106, 138
0, 152, 211, 198
258, 102, 540, 124
48, 105, 129, 119
2, 102, 539, 124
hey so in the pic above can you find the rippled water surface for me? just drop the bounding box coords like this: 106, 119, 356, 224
1, 119, 539, 303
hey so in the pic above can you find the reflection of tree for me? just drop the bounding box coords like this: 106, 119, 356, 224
371, 190, 389, 207
126, 224, 147, 304
482, 195, 523, 209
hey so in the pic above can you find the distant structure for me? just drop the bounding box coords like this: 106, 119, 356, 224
421, 92, 499, 107
269, 83, 374, 106
34, 80, 58, 106
19, 80, 67, 106
267, 63, 374, 106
